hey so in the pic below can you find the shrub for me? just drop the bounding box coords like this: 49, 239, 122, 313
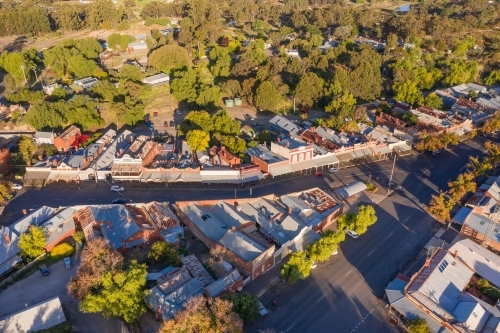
477, 278, 500, 301
117, 21, 131, 31
147, 241, 181, 266
50, 243, 75, 259
365, 181, 377, 193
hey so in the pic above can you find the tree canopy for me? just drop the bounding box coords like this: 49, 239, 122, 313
281, 251, 312, 283
18, 226, 46, 258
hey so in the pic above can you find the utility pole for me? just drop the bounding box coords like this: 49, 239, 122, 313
20, 65, 27, 85
32, 67, 43, 89
389, 154, 396, 186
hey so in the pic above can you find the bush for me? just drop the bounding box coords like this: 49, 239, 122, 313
50, 243, 75, 259
33, 322, 72, 333
144, 17, 170, 26
365, 181, 378, 193
117, 21, 131, 31
477, 278, 500, 301
147, 241, 181, 266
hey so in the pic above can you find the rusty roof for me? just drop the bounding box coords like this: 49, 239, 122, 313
181, 254, 215, 287
157, 267, 192, 294
74, 206, 96, 231
143, 202, 180, 230
125, 205, 151, 226
111, 163, 142, 172
58, 126, 80, 142
302, 188, 338, 213
127, 139, 145, 156
140, 141, 155, 159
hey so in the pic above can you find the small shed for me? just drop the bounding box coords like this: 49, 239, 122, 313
33, 132, 55, 145
128, 42, 148, 51
336, 181, 367, 199
143, 73, 170, 85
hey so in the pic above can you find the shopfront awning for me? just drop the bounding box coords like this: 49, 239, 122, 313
201, 174, 242, 183
241, 170, 264, 182
24, 170, 51, 180
269, 164, 294, 176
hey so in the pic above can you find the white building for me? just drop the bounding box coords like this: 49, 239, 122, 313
143, 73, 170, 85
73, 77, 99, 90
33, 132, 55, 145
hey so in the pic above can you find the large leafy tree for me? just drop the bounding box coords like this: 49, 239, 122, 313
415, 133, 443, 152
186, 129, 210, 152
0, 181, 13, 205
393, 80, 424, 106
170, 68, 221, 108
482, 114, 500, 134
0, 48, 38, 84
280, 251, 312, 283
147, 241, 181, 266
294, 72, 325, 108
468, 156, 493, 180
221, 292, 260, 325
424, 93, 444, 110
485, 142, 500, 169
254, 81, 282, 112
79, 260, 147, 323
18, 226, 46, 258
427, 191, 453, 222
148, 45, 190, 73
212, 110, 240, 136
160, 295, 243, 333
180, 110, 214, 134
440, 132, 459, 149
18, 136, 36, 166
448, 173, 476, 202
408, 317, 432, 333
354, 205, 377, 235
208, 46, 232, 77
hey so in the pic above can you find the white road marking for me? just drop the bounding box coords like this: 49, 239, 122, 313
345, 270, 352, 277
286, 323, 295, 332
367, 250, 374, 257
405, 217, 409, 221
53, 199, 63, 200
387, 232, 393, 238
317, 294, 326, 302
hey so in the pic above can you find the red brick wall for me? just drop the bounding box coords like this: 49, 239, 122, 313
251, 156, 270, 173
45, 227, 76, 252
315, 206, 343, 232
289, 149, 313, 164
461, 224, 500, 252
0, 149, 10, 173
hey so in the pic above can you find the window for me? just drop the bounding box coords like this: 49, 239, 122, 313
292, 155, 298, 163
472, 312, 477, 318
480, 221, 485, 225
299, 153, 304, 162
305, 151, 311, 160
201, 214, 211, 221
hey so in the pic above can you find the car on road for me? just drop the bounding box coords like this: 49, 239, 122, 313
176, 109, 181, 115
39, 264, 50, 276
311, 261, 317, 269
258, 301, 268, 316
346, 230, 359, 239
313, 171, 323, 177
112, 198, 127, 204
110, 186, 125, 192
11, 183, 22, 190
170, 120, 175, 127
64, 257, 72, 270
329, 167, 339, 173
332, 249, 338, 255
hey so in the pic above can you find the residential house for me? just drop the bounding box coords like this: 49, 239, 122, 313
33, 132, 55, 145
386, 247, 500, 333
180, 255, 215, 287
73, 77, 98, 90
209, 146, 241, 168
38, 207, 76, 251
146, 267, 205, 321
53, 126, 81, 152
143, 73, 170, 85
177, 200, 276, 280
204, 269, 243, 297
0, 296, 66, 333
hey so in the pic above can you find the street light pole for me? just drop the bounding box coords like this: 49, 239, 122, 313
389, 154, 396, 186
32, 67, 43, 89
20, 65, 27, 85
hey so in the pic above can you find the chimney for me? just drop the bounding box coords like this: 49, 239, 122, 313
119, 148, 124, 155
231, 226, 236, 231
37, 155, 43, 161
221, 145, 226, 151
128, 216, 132, 223
130, 136, 134, 143
4, 234, 11, 244
288, 207, 292, 214
263, 141, 267, 148
234, 201, 241, 211
277, 137, 281, 142
453, 250, 458, 259
22, 209, 27, 215
52, 159, 58, 167
286, 142, 290, 148
424, 258, 431, 268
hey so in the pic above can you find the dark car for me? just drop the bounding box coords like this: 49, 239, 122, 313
39, 264, 50, 276
112, 198, 127, 204
170, 120, 175, 127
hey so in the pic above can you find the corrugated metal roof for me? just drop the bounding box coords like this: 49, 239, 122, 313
209, 201, 250, 229
10, 206, 57, 235
0, 296, 66, 333
452, 207, 472, 225
269, 164, 294, 176
276, 216, 305, 241
385, 278, 408, 304
452, 301, 488, 330
0, 227, 20, 268
483, 316, 500, 333
336, 181, 367, 199
449, 238, 500, 288
204, 269, 242, 298
181, 255, 215, 288
390, 297, 452, 333
181, 203, 227, 242
219, 231, 267, 262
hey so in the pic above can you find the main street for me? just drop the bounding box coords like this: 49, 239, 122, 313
0, 138, 489, 333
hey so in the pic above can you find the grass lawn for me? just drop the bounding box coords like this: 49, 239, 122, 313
140, 84, 178, 114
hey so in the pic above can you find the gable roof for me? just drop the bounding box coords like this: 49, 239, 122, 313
181, 203, 228, 242
0, 227, 21, 275
269, 115, 300, 134
452, 301, 489, 331
0, 296, 66, 333
10, 206, 57, 235
449, 238, 500, 288
219, 231, 267, 262
209, 201, 251, 229
385, 278, 408, 304
91, 205, 140, 249
180, 254, 215, 288
39, 207, 76, 246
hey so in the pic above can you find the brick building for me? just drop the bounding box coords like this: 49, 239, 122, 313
53, 126, 81, 152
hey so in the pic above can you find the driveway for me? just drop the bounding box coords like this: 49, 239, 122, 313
0, 251, 129, 333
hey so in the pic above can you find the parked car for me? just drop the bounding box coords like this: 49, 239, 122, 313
329, 167, 339, 173
258, 301, 268, 316
110, 186, 125, 192
39, 264, 50, 276
176, 109, 181, 115
332, 249, 339, 255
311, 261, 317, 269
11, 183, 23, 190
112, 198, 127, 204
313, 171, 323, 177
346, 230, 359, 239
170, 120, 175, 127
64, 257, 72, 270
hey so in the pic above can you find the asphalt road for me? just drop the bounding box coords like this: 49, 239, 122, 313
0, 138, 488, 333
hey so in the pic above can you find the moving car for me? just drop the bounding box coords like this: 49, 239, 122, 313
110, 186, 124, 192
64, 257, 72, 270
313, 171, 323, 177
39, 264, 50, 276
346, 230, 359, 239
329, 167, 339, 173
112, 198, 127, 204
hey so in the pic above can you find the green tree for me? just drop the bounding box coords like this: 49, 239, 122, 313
427, 191, 453, 222
424, 93, 444, 110
485, 142, 500, 169
440, 132, 459, 149
448, 173, 476, 202
353, 205, 377, 235
402, 111, 418, 126
294, 73, 325, 108
0, 49, 38, 84
221, 292, 260, 325
208, 46, 232, 77
79, 260, 147, 323
180, 110, 214, 134
73, 231, 85, 245
280, 251, 312, 283
148, 45, 190, 73
307, 236, 337, 263
147, 241, 181, 266
408, 317, 432, 333
468, 156, 493, 180
482, 114, 500, 134
119, 64, 143, 82
484, 71, 500, 86
18, 136, 35, 166
91, 81, 120, 102
0, 181, 13, 205
443, 60, 478, 86
212, 110, 241, 136
186, 129, 210, 152
415, 133, 443, 152
18, 226, 46, 258
254, 81, 282, 112
170, 68, 221, 108
393, 80, 424, 106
